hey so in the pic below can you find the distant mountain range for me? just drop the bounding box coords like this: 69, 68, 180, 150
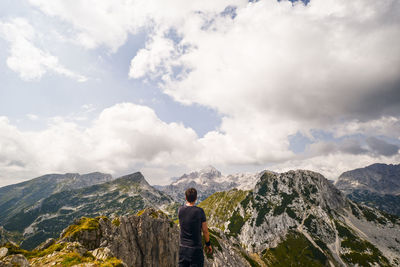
2, 169, 399, 266
155, 166, 263, 202
0, 172, 113, 224
0, 172, 175, 249
335, 163, 400, 216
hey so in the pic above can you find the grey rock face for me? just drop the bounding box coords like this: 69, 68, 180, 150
200, 169, 400, 266
237, 170, 346, 253
66, 208, 179, 267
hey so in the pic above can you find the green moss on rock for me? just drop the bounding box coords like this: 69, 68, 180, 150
241, 251, 261, 267
62, 217, 100, 239
262, 230, 328, 267
199, 189, 249, 230
228, 210, 245, 237
112, 218, 120, 227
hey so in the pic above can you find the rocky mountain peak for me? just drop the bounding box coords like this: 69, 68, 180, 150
179, 165, 222, 181
200, 169, 400, 266
255, 170, 346, 211
114, 172, 148, 185
198, 165, 222, 178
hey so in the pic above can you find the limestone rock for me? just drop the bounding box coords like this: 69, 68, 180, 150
91, 247, 113, 261
68, 208, 179, 267
0, 247, 7, 259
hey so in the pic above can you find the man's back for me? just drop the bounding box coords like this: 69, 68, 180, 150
178, 188, 211, 267
178, 205, 206, 248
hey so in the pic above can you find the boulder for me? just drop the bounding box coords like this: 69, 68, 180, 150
0, 248, 7, 259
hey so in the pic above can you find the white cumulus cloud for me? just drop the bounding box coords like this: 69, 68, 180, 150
0, 103, 200, 186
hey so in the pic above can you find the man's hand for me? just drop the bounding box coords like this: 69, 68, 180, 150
205, 244, 212, 254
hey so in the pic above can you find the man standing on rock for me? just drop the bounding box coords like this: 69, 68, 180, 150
178, 188, 212, 267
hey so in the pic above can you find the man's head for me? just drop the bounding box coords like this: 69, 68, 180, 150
185, 187, 197, 203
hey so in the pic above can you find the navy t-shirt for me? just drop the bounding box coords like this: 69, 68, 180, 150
178, 205, 207, 248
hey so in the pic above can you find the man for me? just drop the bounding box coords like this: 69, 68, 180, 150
178, 188, 212, 267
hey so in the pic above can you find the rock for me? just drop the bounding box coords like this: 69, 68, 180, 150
91, 247, 113, 260
72, 208, 179, 267
34, 238, 55, 251
63, 242, 87, 256
0, 254, 29, 267
0, 248, 7, 259
10, 254, 29, 267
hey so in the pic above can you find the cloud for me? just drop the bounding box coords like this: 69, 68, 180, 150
304, 137, 400, 158
0, 103, 200, 186
1, 0, 399, 184
366, 137, 399, 157
272, 152, 400, 179
28, 0, 240, 51
128, 0, 400, 173
26, 114, 39, 121
0, 18, 87, 82
332, 116, 400, 139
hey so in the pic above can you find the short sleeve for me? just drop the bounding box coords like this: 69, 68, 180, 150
200, 208, 206, 223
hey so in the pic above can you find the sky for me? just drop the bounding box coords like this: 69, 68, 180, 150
0, 0, 399, 186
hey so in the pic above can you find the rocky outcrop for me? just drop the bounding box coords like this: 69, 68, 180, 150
63, 208, 179, 267
0, 254, 29, 267
0, 208, 179, 267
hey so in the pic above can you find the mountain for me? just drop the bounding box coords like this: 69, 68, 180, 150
199, 170, 400, 266
335, 163, 400, 215
3, 169, 400, 266
0, 172, 113, 225
335, 163, 400, 195
0, 172, 175, 250
156, 166, 262, 202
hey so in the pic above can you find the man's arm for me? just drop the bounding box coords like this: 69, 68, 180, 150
202, 221, 212, 254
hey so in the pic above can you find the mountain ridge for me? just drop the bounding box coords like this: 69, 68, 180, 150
0, 172, 113, 225
156, 166, 263, 202
0, 172, 176, 250
335, 163, 400, 216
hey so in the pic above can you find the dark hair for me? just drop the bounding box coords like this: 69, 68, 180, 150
185, 188, 197, 203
